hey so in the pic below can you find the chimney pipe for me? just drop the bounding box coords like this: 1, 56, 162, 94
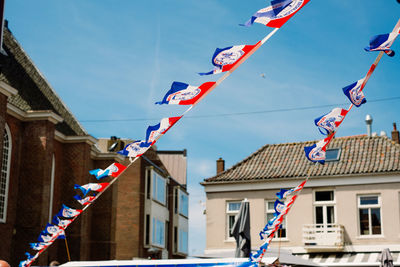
392, 123, 400, 144
365, 114, 373, 137
216, 158, 225, 175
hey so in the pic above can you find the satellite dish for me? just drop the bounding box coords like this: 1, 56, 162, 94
108, 141, 118, 152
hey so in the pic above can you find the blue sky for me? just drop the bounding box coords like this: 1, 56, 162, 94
6, 0, 400, 256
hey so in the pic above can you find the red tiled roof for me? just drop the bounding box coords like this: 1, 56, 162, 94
203, 135, 400, 184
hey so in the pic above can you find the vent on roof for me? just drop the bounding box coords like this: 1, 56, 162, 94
325, 148, 341, 162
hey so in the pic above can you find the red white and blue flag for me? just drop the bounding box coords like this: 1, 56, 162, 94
144, 116, 182, 146
199, 43, 260, 75
276, 180, 306, 199
89, 163, 126, 180
314, 108, 348, 135
118, 140, 151, 160
241, 0, 310, 28
74, 183, 109, 196
44, 223, 60, 235
259, 214, 284, 241
19, 259, 30, 267
365, 32, 399, 57
52, 216, 73, 229
37, 232, 53, 243
29, 242, 50, 251
56, 204, 82, 219
304, 134, 334, 164
274, 200, 285, 214
156, 81, 216, 105
343, 78, 367, 107
74, 195, 96, 206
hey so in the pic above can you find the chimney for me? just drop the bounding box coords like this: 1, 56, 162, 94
216, 158, 225, 175
365, 114, 373, 137
392, 123, 400, 144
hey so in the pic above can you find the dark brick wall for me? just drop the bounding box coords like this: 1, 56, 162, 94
58, 142, 92, 262
114, 158, 144, 259
11, 120, 55, 266
88, 159, 117, 261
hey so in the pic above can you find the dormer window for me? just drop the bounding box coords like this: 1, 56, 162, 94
325, 148, 341, 162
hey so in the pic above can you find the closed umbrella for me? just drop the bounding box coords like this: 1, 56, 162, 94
231, 200, 251, 258
379, 248, 394, 267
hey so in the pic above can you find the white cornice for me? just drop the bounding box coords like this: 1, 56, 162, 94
203, 174, 400, 193
7, 103, 63, 124
0, 81, 18, 97
90, 149, 125, 162
54, 130, 97, 145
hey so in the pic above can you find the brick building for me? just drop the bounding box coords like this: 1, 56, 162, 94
0, 24, 188, 266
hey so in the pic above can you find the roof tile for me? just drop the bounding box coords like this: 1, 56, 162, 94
203, 135, 400, 183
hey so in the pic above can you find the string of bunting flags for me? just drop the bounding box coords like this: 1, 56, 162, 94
248, 16, 400, 267
304, 18, 400, 165
19, 0, 318, 267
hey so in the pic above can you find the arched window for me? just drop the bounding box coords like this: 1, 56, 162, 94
0, 124, 11, 223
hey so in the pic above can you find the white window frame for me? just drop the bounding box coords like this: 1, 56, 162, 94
313, 189, 337, 227
0, 124, 11, 223
152, 217, 165, 248
357, 194, 383, 237
226, 201, 241, 241
265, 200, 287, 240
152, 170, 166, 205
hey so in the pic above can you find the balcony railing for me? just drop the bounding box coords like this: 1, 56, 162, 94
302, 224, 344, 252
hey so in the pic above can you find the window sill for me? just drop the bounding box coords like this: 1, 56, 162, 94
356, 235, 384, 239
150, 243, 165, 249
152, 198, 167, 207
224, 238, 236, 243
271, 238, 289, 242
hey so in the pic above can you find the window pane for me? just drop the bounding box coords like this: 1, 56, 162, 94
325, 149, 340, 161
327, 206, 335, 224
359, 208, 370, 235
267, 201, 274, 211
179, 191, 188, 217
228, 202, 241, 211
178, 229, 188, 254
152, 175, 157, 200
228, 215, 236, 237
316, 206, 323, 224
266, 213, 275, 222
0, 128, 10, 221
371, 208, 381, 235
157, 176, 166, 203
360, 196, 378, 205
152, 218, 165, 247
277, 227, 286, 238
153, 172, 166, 204
315, 191, 334, 202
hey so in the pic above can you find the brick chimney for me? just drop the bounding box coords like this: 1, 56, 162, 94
216, 157, 225, 175
392, 123, 400, 144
